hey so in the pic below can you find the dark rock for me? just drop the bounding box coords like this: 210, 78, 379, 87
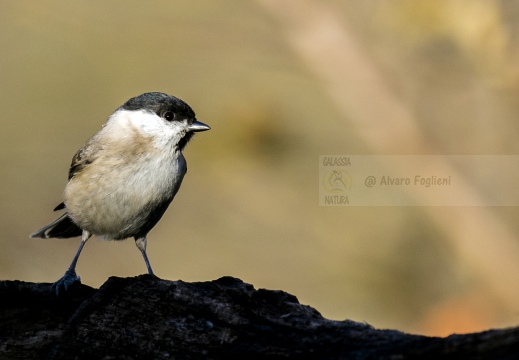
1, 275, 518, 359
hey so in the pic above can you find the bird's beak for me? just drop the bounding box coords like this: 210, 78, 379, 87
189, 120, 211, 132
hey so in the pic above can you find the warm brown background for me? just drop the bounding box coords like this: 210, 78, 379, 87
2, 0, 519, 336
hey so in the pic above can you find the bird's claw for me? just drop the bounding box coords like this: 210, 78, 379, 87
51, 269, 81, 296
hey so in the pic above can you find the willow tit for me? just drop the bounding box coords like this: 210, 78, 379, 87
30, 92, 210, 293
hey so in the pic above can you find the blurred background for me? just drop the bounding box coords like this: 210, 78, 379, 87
2, 0, 519, 336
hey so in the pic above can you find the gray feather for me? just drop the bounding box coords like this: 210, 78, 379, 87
30, 213, 82, 239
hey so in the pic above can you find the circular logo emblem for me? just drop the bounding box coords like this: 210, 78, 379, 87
322, 169, 352, 193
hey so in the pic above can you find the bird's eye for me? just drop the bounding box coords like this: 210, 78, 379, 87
163, 112, 176, 121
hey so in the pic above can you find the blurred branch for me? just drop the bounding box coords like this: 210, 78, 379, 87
258, 0, 519, 311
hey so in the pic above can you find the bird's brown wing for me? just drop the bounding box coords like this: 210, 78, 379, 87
50, 139, 102, 212
67, 138, 102, 180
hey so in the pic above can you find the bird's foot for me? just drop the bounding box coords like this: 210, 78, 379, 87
51, 268, 81, 296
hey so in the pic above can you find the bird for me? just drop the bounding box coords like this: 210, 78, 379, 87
30, 92, 210, 294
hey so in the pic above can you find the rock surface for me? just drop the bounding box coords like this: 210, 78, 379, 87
1, 275, 519, 359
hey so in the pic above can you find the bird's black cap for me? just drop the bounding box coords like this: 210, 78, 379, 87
119, 92, 196, 121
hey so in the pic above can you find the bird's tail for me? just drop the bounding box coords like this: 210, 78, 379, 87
30, 213, 82, 239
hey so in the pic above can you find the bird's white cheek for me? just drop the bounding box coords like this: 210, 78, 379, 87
110, 109, 162, 134
107, 109, 188, 149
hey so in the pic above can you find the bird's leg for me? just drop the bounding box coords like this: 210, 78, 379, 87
52, 230, 91, 295
135, 236, 154, 276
